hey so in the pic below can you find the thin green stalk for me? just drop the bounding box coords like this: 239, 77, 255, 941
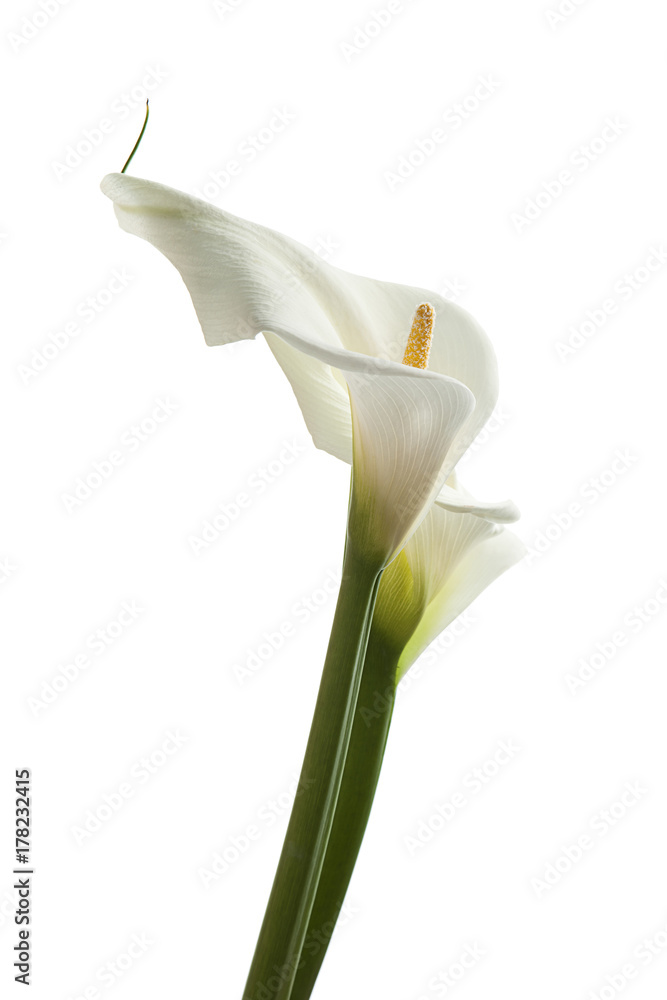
242, 543, 384, 1000
120, 100, 149, 174
288, 629, 400, 1000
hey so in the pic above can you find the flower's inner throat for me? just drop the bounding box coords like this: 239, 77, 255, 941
402, 303, 435, 369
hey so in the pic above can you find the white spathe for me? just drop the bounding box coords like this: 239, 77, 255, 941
101, 173, 518, 561
371, 488, 525, 680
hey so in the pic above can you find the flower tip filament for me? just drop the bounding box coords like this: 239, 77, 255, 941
121, 100, 150, 175
402, 302, 435, 369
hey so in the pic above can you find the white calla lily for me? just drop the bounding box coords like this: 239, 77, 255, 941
102, 162, 524, 1000
101, 172, 518, 559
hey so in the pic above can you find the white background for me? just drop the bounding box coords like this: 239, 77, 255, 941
2, 1, 666, 998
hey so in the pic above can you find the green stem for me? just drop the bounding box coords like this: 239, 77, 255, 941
242, 543, 384, 1000
288, 629, 399, 1000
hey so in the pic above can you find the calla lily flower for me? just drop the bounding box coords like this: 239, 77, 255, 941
101, 172, 518, 562
102, 165, 523, 1000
